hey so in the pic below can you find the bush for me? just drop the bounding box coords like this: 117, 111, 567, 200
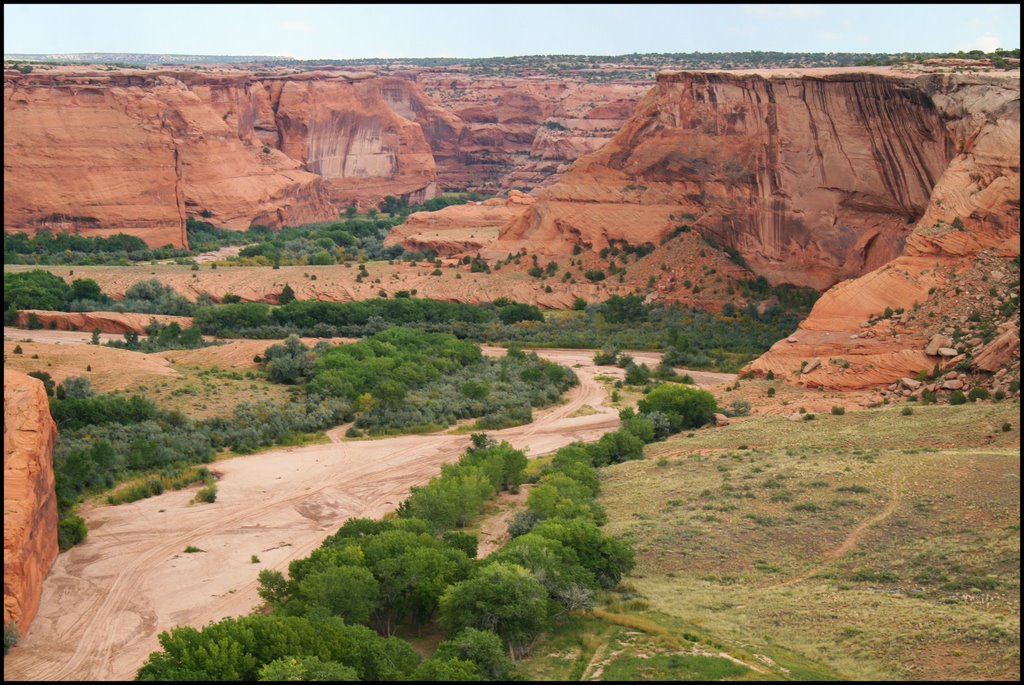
949, 390, 967, 405
194, 482, 217, 503
967, 387, 990, 402
637, 384, 718, 434
902, 406, 914, 416
831, 405, 845, 415
3, 621, 19, 655
58, 515, 88, 550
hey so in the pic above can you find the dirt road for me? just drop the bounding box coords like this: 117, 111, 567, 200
3, 332, 731, 681
1, 347, 611, 680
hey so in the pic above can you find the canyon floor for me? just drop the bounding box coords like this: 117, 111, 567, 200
1, 328, 732, 681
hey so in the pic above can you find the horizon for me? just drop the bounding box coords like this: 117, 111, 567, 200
4, 4, 1020, 61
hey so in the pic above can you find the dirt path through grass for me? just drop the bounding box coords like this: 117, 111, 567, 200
774, 470, 902, 588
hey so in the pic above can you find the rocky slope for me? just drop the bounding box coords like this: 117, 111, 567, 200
4, 369, 59, 635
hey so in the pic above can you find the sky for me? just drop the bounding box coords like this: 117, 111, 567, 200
4, 4, 1020, 60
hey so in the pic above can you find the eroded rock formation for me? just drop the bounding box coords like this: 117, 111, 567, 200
4, 369, 59, 635
14, 310, 193, 335
3, 69, 442, 248
4, 65, 645, 249
743, 72, 1019, 389
503, 69, 1000, 289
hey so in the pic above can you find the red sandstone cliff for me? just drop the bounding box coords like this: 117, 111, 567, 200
502, 68, 986, 290
739, 72, 1020, 389
4, 66, 645, 250
3, 69, 442, 248
4, 369, 59, 635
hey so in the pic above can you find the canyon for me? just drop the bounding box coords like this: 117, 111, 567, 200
3, 64, 648, 249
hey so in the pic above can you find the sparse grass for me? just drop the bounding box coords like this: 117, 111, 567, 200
595, 402, 1020, 681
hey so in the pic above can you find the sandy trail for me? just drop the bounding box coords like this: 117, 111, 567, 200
4, 333, 727, 681
773, 471, 903, 589
0, 344, 632, 681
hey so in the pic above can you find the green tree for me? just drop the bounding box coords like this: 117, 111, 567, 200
637, 383, 718, 433
433, 628, 514, 681
279, 283, 296, 305
439, 563, 549, 658
258, 656, 358, 681
296, 565, 379, 625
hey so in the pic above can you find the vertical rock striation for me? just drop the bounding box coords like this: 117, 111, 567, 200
4, 369, 59, 635
503, 69, 970, 290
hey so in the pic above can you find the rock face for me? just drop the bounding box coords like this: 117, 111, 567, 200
4, 66, 645, 249
503, 68, 1018, 290
412, 75, 648, 191
744, 70, 1018, 389
4, 369, 59, 635
14, 310, 193, 335
3, 69, 444, 248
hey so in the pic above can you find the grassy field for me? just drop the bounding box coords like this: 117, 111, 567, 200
520, 401, 1020, 680
4, 339, 295, 420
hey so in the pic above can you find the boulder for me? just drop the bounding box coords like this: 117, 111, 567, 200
801, 358, 822, 375
926, 334, 954, 356
941, 379, 964, 390
714, 413, 731, 427
937, 347, 959, 357
973, 327, 1020, 372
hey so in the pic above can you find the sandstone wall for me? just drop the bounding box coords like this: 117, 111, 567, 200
3, 69, 443, 248
503, 69, 975, 290
4, 369, 59, 635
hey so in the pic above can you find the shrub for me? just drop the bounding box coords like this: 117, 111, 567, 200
902, 406, 914, 416
184, 545, 203, 553
13, 344, 22, 354
3, 621, 19, 655
1002, 421, 1012, 432
967, 387, 990, 402
592, 348, 619, 365
194, 482, 217, 503
831, 406, 845, 415
949, 390, 967, 405
637, 384, 718, 433
58, 515, 88, 550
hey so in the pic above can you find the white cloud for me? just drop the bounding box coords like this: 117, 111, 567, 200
955, 35, 1004, 53
281, 20, 314, 33
742, 4, 825, 21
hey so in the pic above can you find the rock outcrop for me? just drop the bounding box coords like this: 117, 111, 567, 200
503, 68, 1018, 289
385, 190, 535, 257
3, 68, 444, 248
744, 71, 1019, 389
4, 369, 59, 635
14, 310, 193, 335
